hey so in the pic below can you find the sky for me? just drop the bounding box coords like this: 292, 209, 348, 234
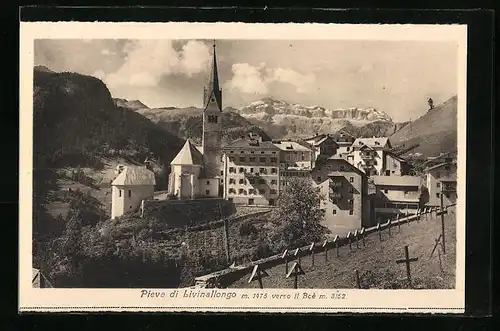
34, 39, 458, 122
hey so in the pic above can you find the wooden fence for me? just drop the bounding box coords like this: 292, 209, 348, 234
194, 203, 456, 288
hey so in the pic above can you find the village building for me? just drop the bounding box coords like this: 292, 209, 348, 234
111, 165, 156, 219
167, 42, 224, 200
303, 133, 339, 165
272, 139, 314, 189
425, 161, 457, 206
371, 175, 423, 220
311, 156, 371, 236
222, 133, 281, 206
382, 151, 410, 176
346, 137, 392, 176
331, 131, 356, 157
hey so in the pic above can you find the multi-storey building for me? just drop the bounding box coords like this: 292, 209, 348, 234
331, 131, 355, 157
371, 175, 423, 220
222, 133, 281, 206
382, 151, 410, 176
272, 139, 314, 190
346, 137, 392, 176
311, 156, 372, 236
425, 161, 457, 206
303, 133, 339, 165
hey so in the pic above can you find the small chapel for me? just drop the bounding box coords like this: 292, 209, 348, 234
167, 42, 223, 200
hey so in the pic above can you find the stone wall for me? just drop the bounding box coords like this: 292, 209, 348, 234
142, 198, 236, 228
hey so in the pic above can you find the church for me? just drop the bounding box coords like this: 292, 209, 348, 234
167, 42, 224, 199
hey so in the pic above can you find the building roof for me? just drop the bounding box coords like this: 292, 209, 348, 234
425, 161, 456, 172
313, 155, 366, 177
304, 134, 338, 147
385, 150, 407, 163
439, 172, 457, 182
222, 138, 281, 151
273, 140, 312, 152
112, 166, 156, 186
372, 175, 422, 187
352, 137, 390, 149
170, 139, 204, 166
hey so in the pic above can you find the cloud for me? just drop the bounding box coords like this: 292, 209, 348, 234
225, 62, 316, 95
104, 40, 211, 89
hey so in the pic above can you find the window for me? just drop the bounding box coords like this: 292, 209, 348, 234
229, 178, 236, 184
128, 190, 131, 197
301, 154, 305, 161
436, 193, 440, 198
270, 189, 277, 194
349, 210, 354, 215
349, 177, 354, 182
349, 188, 354, 193
259, 189, 266, 194
385, 170, 391, 176
239, 157, 245, 162
436, 172, 441, 178
271, 179, 277, 185
249, 189, 255, 194
332, 209, 336, 215
220, 171, 223, 176
228, 198, 233, 202
261, 151, 265, 154
348, 199, 354, 205
250, 167, 254, 173
239, 167, 244, 173
240, 151, 245, 154
384, 189, 388, 194
437, 182, 441, 188
259, 157, 266, 162
130, 205, 132, 209
250, 151, 254, 154
206, 180, 210, 185
119, 189, 122, 197
271, 168, 277, 174
229, 167, 235, 173
270, 157, 277, 163
207, 115, 218, 123
347, 147, 350, 151
229, 157, 235, 162
248, 198, 254, 205
239, 189, 244, 194
239, 179, 245, 184
317, 176, 322, 182
205, 190, 210, 195
269, 199, 275, 206
259, 168, 266, 174
229, 188, 236, 193
230, 151, 234, 154
249, 157, 256, 162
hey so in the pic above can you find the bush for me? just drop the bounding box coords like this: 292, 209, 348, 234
239, 221, 258, 237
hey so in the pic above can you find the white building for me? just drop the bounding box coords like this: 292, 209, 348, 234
168, 139, 220, 199
346, 137, 392, 176
425, 161, 457, 206
111, 166, 156, 219
372, 175, 423, 218
167, 42, 224, 200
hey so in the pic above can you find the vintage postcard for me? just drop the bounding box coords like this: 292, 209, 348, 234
19, 22, 466, 313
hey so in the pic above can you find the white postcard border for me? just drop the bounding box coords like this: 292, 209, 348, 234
19, 22, 467, 313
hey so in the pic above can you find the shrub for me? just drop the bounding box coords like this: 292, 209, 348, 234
239, 221, 258, 237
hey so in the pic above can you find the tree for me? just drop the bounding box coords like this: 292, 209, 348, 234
269, 178, 330, 248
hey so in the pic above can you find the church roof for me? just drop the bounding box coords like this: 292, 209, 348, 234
171, 139, 204, 166
112, 166, 156, 186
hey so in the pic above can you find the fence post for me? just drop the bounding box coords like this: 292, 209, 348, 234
347, 231, 352, 250
377, 223, 382, 242
388, 220, 392, 237
440, 194, 446, 254
360, 228, 366, 247
334, 235, 340, 257
323, 239, 328, 261
309, 242, 315, 267
355, 269, 361, 289
282, 249, 289, 275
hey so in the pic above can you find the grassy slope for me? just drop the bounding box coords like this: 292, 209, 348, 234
390, 96, 457, 157
230, 206, 457, 289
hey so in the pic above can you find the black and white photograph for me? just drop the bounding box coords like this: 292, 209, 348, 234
20, 22, 467, 313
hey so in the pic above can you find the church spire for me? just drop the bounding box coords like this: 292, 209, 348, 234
203, 40, 222, 111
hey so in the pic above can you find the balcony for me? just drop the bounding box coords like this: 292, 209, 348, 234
441, 185, 456, 193
329, 180, 342, 188
329, 191, 342, 199
360, 153, 375, 160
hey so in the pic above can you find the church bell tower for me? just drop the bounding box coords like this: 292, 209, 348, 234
202, 41, 223, 176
